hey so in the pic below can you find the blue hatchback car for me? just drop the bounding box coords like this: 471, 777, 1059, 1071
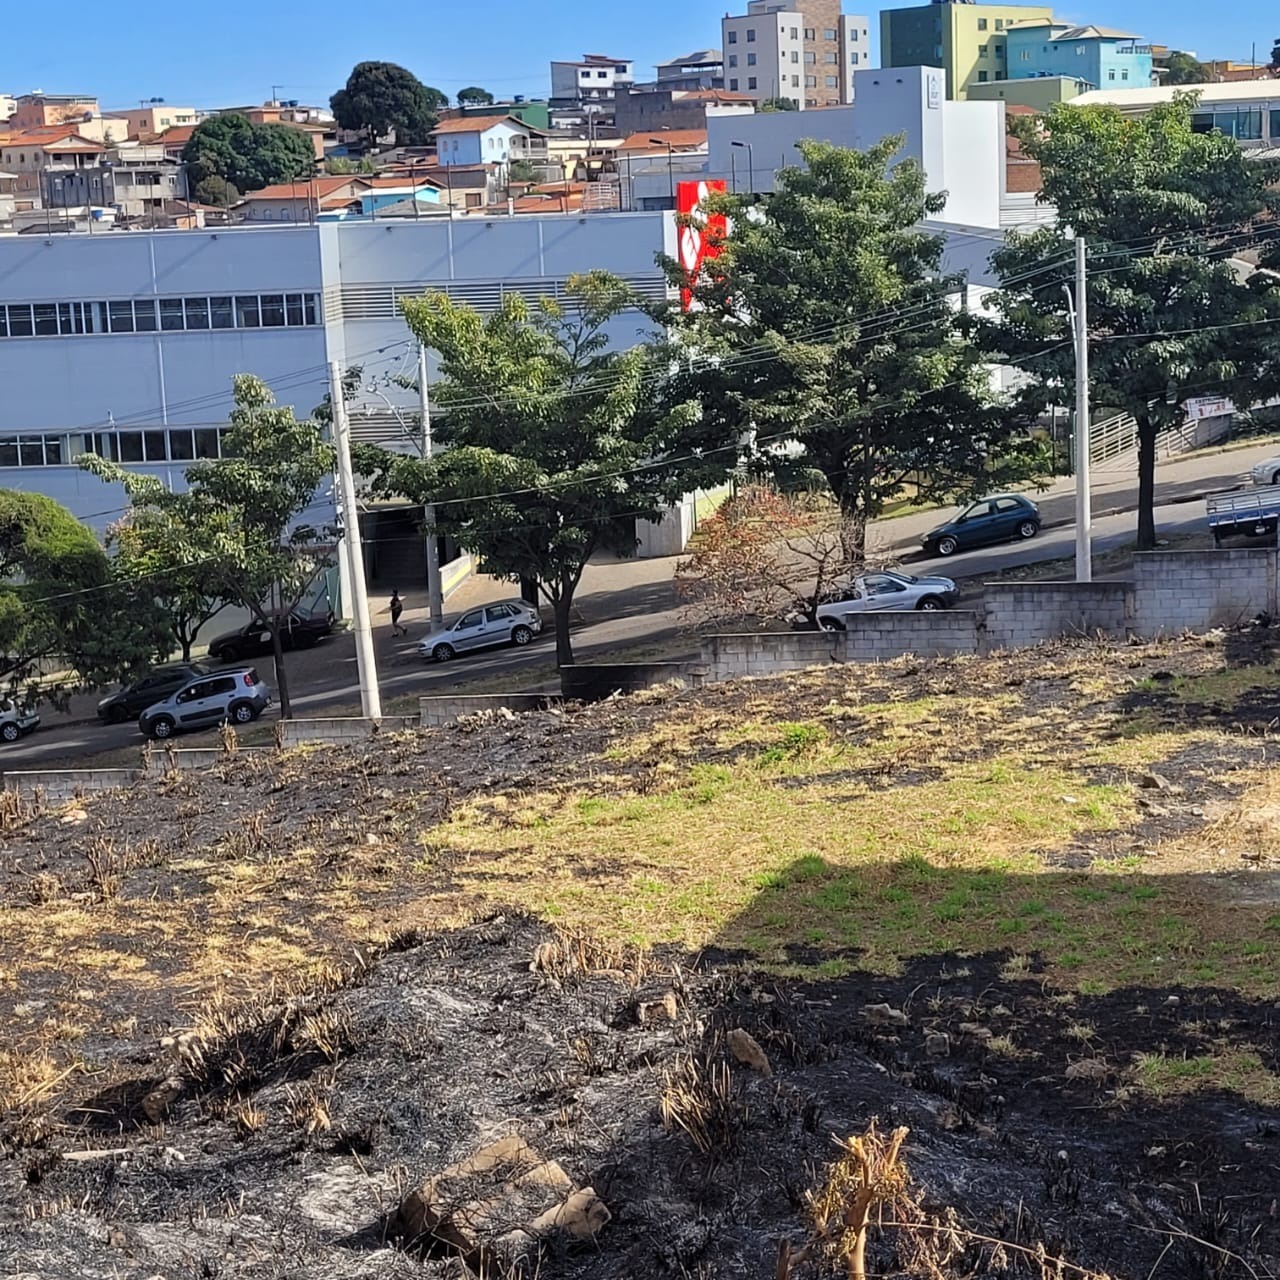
921, 493, 1041, 558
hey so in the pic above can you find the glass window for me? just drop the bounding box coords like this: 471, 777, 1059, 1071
303, 295, 319, 326
824, 28, 837, 39
977, 17, 988, 29
746, 52, 756, 66
729, 78, 739, 90
746, 27, 755, 41
1191, 112, 1213, 133
210, 296, 234, 329
792, 50, 800, 62
118, 432, 144, 462
168, 430, 195, 460
184, 297, 210, 329
1271, 109, 1280, 140
748, 76, 757, 89
261, 294, 286, 327
728, 53, 738, 67
825, 75, 839, 87
0, 439, 17, 467
1108, 69, 1115, 80
980, 45, 989, 57
977, 70, 989, 82
160, 298, 185, 330
235, 296, 260, 328
7, 305, 33, 337
144, 431, 168, 461
18, 437, 45, 466
1234, 110, 1263, 140
57, 302, 76, 334
33, 304, 58, 336
456, 610, 484, 629
995, 17, 1005, 29
486, 605, 514, 623
134, 299, 158, 332
89, 432, 119, 461
194, 428, 220, 459
824, 52, 838, 63
727, 29, 736, 43
286, 294, 305, 327
44, 436, 63, 465
0, 309, 7, 340
108, 301, 135, 333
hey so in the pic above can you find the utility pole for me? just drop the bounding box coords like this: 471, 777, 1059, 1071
418, 343, 444, 628
1071, 234, 1092, 582
329, 360, 383, 718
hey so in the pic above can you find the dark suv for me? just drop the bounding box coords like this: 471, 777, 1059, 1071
205, 611, 333, 663
97, 662, 211, 724
138, 668, 272, 740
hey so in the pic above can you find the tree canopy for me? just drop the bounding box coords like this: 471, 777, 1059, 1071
987, 97, 1280, 549
331, 62, 448, 146
1163, 51, 1210, 85
359, 273, 724, 666
80, 377, 336, 716
759, 97, 798, 112
0, 491, 169, 705
182, 114, 315, 194
665, 138, 1041, 557
457, 86, 495, 106
192, 174, 239, 207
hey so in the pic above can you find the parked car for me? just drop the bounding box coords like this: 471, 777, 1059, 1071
418, 599, 543, 663
97, 662, 211, 724
812, 571, 959, 630
1248, 456, 1280, 487
205, 611, 333, 664
921, 493, 1040, 557
0, 699, 39, 744
138, 668, 272, 740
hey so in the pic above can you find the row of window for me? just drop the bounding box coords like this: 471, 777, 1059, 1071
0, 427, 229, 468
0, 292, 320, 339
728, 50, 840, 67
729, 73, 843, 91
976, 16, 1010, 30
1192, 108, 1280, 142
727, 24, 859, 43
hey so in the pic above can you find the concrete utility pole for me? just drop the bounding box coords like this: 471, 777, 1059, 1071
1071, 235, 1092, 582
329, 360, 383, 718
418, 343, 444, 627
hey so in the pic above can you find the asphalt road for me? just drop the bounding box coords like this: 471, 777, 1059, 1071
0, 496, 1211, 771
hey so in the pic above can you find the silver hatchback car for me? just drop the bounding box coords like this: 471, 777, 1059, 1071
138, 668, 272, 740
418, 599, 543, 662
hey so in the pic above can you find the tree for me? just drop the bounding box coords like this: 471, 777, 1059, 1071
509, 158, 539, 184
325, 156, 357, 174
193, 175, 239, 207
987, 97, 1280, 550
104, 508, 230, 661
1163, 51, 1210, 85
759, 97, 798, 112
675, 488, 865, 628
183, 114, 315, 194
331, 62, 448, 146
360, 272, 721, 667
665, 139, 1041, 560
1270, 39, 1280, 73
80, 377, 336, 717
0, 492, 169, 705
457, 86, 495, 107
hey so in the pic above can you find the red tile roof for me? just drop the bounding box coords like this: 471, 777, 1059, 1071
617, 129, 707, 152
434, 114, 540, 136
241, 176, 352, 201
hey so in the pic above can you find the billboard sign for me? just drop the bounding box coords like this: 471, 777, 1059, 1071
676, 179, 727, 311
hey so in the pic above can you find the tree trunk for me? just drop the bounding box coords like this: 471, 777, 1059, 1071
553, 589, 575, 668
1136, 413, 1158, 551
177, 630, 192, 662
270, 623, 292, 719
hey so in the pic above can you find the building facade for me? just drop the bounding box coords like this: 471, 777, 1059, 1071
433, 116, 544, 169
966, 74, 1090, 108
1004, 21, 1155, 90
549, 54, 636, 128
881, 1, 1054, 99
655, 50, 726, 90
1072, 80, 1280, 150
723, 0, 870, 109
120, 105, 198, 137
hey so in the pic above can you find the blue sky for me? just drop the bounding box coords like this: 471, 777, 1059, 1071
0, 0, 1267, 115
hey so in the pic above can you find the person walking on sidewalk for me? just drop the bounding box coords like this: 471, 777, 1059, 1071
389, 590, 408, 637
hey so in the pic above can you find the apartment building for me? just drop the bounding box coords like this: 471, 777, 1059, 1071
1004, 20, 1156, 90
881, 1, 1054, 99
120, 104, 198, 138
549, 54, 635, 128
9, 92, 100, 129
0, 95, 16, 122
722, 0, 871, 108
1074, 79, 1280, 150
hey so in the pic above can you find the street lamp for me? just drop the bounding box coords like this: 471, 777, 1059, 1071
650, 137, 675, 206
730, 140, 754, 196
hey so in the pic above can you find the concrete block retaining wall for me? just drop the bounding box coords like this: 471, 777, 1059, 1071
559, 661, 707, 701
277, 716, 419, 747
4, 768, 141, 802
419, 693, 561, 727
843, 611, 981, 662
983, 581, 1133, 652
1131, 549, 1277, 637
703, 632, 843, 682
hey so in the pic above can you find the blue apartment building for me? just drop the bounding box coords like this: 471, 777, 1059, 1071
1004, 20, 1155, 91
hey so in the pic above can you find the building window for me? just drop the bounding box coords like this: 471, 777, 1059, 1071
851, 52, 859, 64
805, 51, 816, 63
792, 50, 800, 62
805, 74, 817, 87
980, 45, 989, 57
1108, 68, 1115, 80
977, 17, 988, 29
746, 27, 755, 41
729, 77, 739, 90
848, 29, 858, 41
748, 76, 758, 89
803, 26, 814, 39
1020, 50, 1030, 61
825, 75, 839, 87
823, 28, 837, 39
1271, 109, 1280, 139
824, 52, 838, 63
977, 71, 989, 82
790, 26, 798, 38
1122, 68, 1129, 80
995, 18, 1005, 29
995, 43, 1004, 56
747, 52, 757, 65
728, 53, 738, 67
727, 30, 737, 43
792, 75, 800, 86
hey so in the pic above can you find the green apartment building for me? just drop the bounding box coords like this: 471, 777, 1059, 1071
881, 1, 1054, 99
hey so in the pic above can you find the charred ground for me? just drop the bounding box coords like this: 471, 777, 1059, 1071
1, 633, 1279, 1278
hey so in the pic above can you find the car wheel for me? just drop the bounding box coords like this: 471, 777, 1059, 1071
511, 625, 533, 647
217, 644, 240, 663
936, 535, 958, 557
1016, 520, 1039, 541
229, 701, 256, 725
916, 596, 944, 611
106, 705, 130, 725
0, 722, 19, 744
147, 715, 176, 741
432, 643, 456, 663
819, 617, 844, 632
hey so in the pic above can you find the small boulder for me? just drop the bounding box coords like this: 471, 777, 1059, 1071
726, 1028, 773, 1077
635, 991, 680, 1025
141, 1076, 184, 1125
1065, 1058, 1109, 1082
925, 1032, 950, 1058
957, 1022, 993, 1044
862, 1003, 910, 1028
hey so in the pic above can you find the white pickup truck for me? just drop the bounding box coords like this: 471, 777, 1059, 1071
1205, 486, 1280, 544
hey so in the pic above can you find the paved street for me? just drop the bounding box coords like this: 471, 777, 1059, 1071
4, 436, 1275, 770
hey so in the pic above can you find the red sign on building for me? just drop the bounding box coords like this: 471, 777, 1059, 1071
676, 179, 727, 311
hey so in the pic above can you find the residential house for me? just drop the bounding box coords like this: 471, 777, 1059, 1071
614, 86, 755, 137
10, 92, 99, 129
654, 50, 726, 91
0, 95, 16, 122
0, 170, 16, 227
0, 129, 107, 208
1004, 20, 1156, 91
237, 174, 443, 223
966, 75, 1092, 108
456, 100, 551, 131
432, 115, 547, 171
121, 104, 198, 137
722, 1, 871, 110
1204, 61, 1278, 83
549, 54, 635, 128
615, 130, 709, 209
103, 142, 190, 217
881, 2, 1054, 100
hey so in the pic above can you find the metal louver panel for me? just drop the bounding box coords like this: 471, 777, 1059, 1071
336, 275, 671, 320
